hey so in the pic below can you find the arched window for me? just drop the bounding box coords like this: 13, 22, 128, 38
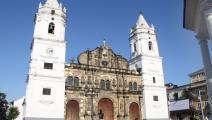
133, 82, 137, 91
100, 80, 105, 89
124, 80, 127, 88
129, 82, 133, 91
67, 76, 74, 86
153, 77, 156, 83
48, 22, 55, 34
135, 64, 141, 73
134, 43, 137, 52
119, 80, 123, 87
106, 80, 110, 89
74, 77, 79, 87
66, 76, 80, 87
112, 79, 116, 87
148, 41, 153, 50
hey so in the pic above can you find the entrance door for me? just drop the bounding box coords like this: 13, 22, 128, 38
66, 100, 80, 120
129, 102, 140, 120
98, 98, 114, 120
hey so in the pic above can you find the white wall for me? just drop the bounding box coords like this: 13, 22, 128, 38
14, 97, 25, 120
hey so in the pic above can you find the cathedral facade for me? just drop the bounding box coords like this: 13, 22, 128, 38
21, 0, 169, 120
65, 44, 142, 120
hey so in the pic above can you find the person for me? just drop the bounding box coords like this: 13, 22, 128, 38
98, 109, 104, 120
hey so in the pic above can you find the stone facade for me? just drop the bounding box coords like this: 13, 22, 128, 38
189, 69, 206, 84
65, 44, 142, 120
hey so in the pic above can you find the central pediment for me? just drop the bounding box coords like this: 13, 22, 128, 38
77, 44, 129, 69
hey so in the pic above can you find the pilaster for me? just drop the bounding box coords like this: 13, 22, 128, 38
198, 39, 212, 117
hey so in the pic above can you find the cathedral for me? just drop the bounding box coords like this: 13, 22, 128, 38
19, 0, 169, 120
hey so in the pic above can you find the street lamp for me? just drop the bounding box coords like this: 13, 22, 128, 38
199, 90, 205, 120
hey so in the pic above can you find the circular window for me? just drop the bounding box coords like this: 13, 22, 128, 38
102, 61, 108, 66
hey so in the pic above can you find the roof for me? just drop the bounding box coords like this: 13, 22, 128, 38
45, 0, 59, 8
136, 13, 149, 28
188, 68, 204, 77
183, 0, 198, 30
183, 0, 209, 40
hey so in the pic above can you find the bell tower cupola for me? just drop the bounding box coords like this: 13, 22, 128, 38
130, 12, 159, 61
33, 0, 66, 41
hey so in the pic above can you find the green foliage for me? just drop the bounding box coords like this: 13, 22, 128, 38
181, 89, 192, 99
181, 89, 200, 101
0, 91, 19, 120
0, 92, 8, 120
7, 107, 19, 120
173, 92, 178, 101
0, 92, 6, 100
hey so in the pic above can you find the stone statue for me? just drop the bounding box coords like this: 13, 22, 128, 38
98, 109, 104, 119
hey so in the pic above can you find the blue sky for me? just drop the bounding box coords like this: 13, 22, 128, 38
0, 0, 206, 101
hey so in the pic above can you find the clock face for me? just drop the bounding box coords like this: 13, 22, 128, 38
46, 47, 54, 55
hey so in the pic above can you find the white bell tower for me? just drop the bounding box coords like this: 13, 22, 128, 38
24, 0, 67, 119
129, 13, 169, 120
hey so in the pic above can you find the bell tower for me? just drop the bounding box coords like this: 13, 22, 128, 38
129, 13, 169, 120
24, 0, 67, 119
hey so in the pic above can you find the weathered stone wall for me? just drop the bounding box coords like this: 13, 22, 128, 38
65, 63, 142, 120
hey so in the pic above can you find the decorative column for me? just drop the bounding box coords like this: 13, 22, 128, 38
199, 1, 212, 119
84, 86, 99, 120
199, 39, 212, 119
204, 10, 212, 43
202, 0, 212, 43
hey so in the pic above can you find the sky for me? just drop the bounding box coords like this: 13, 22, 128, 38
0, 0, 208, 101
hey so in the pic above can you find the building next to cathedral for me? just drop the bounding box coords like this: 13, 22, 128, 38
14, 0, 169, 120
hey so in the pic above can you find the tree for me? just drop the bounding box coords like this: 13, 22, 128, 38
7, 107, 19, 120
0, 92, 8, 120
173, 92, 179, 101
0, 91, 19, 120
181, 89, 192, 99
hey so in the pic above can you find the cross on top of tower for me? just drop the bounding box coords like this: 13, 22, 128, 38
100, 39, 110, 49
103, 40, 106, 46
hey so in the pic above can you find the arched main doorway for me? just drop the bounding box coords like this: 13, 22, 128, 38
129, 102, 140, 120
98, 98, 114, 120
66, 100, 80, 120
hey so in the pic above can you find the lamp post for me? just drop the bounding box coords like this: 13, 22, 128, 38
199, 90, 205, 120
